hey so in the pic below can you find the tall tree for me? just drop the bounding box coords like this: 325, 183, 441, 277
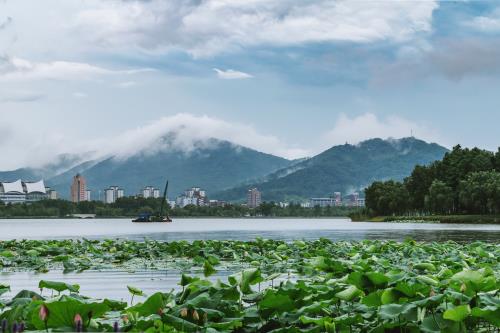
365, 181, 409, 216
425, 180, 454, 214
404, 164, 436, 212
459, 171, 500, 214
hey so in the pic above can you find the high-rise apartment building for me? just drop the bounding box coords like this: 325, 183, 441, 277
104, 186, 125, 204
85, 189, 91, 201
141, 186, 160, 199
70, 174, 87, 203
247, 188, 262, 208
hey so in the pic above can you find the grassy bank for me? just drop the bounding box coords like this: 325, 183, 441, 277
351, 214, 500, 224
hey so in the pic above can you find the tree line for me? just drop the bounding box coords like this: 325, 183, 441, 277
365, 145, 500, 216
0, 197, 359, 218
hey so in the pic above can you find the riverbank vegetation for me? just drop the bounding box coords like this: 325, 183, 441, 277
364, 145, 500, 218
2, 239, 500, 331
0, 199, 359, 219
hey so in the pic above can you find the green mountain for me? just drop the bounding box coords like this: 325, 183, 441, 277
47, 139, 292, 199
215, 137, 449, 202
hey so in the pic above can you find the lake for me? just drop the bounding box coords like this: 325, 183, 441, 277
2, 217, 500, 299
2, 217, 500, 242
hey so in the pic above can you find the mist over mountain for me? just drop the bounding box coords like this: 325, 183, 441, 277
0, 154, 92, 183
215, 137, 449, 202
46, 138, 292, 199
0, 136, 448, 202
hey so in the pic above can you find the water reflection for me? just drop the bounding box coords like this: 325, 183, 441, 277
115, 229, 500, 243
0, 269, 233, 301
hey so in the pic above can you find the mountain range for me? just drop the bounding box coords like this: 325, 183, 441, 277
215, 137, 448, 202
0, 137, 448, 202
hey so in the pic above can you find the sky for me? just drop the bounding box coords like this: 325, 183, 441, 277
1, 0, 500, 169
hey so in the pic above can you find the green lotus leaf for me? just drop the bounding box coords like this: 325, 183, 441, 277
335, 285, 364, 302
38, 280, 80, 294
443, 304, 471, 322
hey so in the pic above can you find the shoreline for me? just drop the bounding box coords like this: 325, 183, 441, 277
351, 214, 500, 224
0, 215, 352, 220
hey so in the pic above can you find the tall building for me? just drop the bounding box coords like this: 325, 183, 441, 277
247, 188, 262, 208
141, 186, 160, 199
85, 190, 92, 201
70, 174, 87, 203
104, 186, 125, 204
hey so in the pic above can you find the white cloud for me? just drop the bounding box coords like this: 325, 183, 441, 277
71, 0, 438, 57
0, 56, 151, 82
0, 113, 309, 170
94, 113, 308, 160
322, 113, 443, 149
465, 8, 500, 33
213, 68, 253, 79
0, 118, 69, 170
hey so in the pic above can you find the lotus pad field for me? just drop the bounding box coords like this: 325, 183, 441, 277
2, 239, 500, 332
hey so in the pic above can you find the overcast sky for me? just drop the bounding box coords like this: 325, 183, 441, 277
1, 0, 500, 169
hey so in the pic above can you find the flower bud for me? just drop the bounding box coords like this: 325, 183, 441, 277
74, 313, 83, 326
192, 310, 199, 321
39, 305, 49, 321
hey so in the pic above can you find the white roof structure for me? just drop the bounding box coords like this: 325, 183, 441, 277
1, 179, 24, 194
25, 180, 46, 194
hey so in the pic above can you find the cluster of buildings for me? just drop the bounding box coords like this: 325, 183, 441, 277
307, 192, 365, 208
173, 187, 227, 208
0, 179, 57, 204
173, 187, 261, 209
1, 173, 363, 209
70, 174, 158, 204
175, 187, 206, 207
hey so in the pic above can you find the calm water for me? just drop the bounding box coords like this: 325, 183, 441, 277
2, 217, 500, 299
1, 269, 234, 301
1, 217, 500, 242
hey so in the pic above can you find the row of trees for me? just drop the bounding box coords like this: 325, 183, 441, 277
0, 197, 360, 218
365, 145, 500, 216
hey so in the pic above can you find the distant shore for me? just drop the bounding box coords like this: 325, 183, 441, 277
351, 214, 500, 224
0, 215, 351, 220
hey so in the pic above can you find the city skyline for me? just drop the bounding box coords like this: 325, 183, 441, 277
1, 1, 500, 170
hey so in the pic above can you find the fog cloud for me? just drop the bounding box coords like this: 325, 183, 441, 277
322, 113, 443, 150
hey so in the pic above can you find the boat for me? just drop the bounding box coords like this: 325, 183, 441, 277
132, 180, 172, 223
